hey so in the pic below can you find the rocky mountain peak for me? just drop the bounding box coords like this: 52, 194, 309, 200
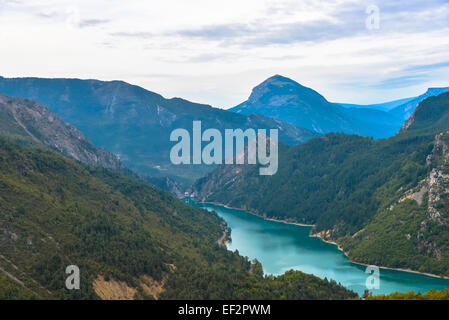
247, 75, 328, 106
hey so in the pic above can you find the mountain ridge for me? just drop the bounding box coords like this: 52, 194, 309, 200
0, 77, 318, 182
230, 75, 449, 139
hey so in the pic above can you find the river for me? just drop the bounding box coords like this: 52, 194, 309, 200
194, 202, 449, 296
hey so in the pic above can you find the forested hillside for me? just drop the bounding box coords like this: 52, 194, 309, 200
0, 138, 355, 299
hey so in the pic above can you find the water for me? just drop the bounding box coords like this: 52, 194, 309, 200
194, 202, 449, 296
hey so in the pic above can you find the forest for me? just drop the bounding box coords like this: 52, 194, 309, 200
0, 137, 356, 300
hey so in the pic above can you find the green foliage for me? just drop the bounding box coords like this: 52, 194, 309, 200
0, 275, 36, 300
0, 138, 356, 300
365, 288, 449, 300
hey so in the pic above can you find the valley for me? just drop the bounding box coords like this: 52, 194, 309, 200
2, 0, 449, 305
1, 76, 449, 300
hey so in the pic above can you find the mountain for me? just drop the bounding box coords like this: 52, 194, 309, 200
389, 87, 449, 121
230, 75, 351, 134
0, 136, 356, 300
230, 75, 403, 138
193, 92, 449, 277
0, 77, 317, 183
0, 93, 122, 170
338, 97, 416, 112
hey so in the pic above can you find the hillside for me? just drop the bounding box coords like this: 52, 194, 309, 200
401, 92, 449, 132
0, 94, 122, 170
0, 137, 355, 299
0, 77, 317, 182
193, 92, 449, 277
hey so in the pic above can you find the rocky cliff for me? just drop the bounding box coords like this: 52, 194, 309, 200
0, 94, 122, 170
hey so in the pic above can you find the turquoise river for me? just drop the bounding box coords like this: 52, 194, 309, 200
194, 202, 449, 296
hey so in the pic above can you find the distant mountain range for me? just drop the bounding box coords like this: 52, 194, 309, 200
1, 75, 446, 184
389, 87, 449, 121
338, 97, 416, 112
0, 77, 317, 183
230, 75, 449, 139
340, 87, 449, 121
193, 91, 449, 277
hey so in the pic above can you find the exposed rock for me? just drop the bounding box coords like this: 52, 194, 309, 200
417, 132, 449, 258
93, 274, 168, 300
139, 274, 167, 299
93, 275, 137, 300
400, 184, 428, 206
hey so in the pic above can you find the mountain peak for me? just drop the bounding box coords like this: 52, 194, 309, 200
247, 75, 327, 106
258, 75, 306, 90
264, 74, 298, 84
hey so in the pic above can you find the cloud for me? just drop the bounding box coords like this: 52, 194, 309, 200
34, 7, 109, 29
167, 0, 449, 47
405, 61, 449, 73
187, 53, 226, 63
174, 23, 252, 40
168, 18, 363, 47
0, 0, 22, 5
374, 74, 430, 89
36, 11, 59, 19
372, 60, 449, 90
2, 0, 449, 106
110, 31, 153, 39
78, 18, 109, 28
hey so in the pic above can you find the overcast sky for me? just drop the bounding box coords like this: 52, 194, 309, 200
1, 0, 449, 108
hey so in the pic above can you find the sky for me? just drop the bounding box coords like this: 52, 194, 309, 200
0, 0, 449, 108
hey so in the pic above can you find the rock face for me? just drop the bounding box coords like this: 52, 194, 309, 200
190, 164, 245, 201
230, 75, 403, 139
147, 176, 185, 198
416, 132, 449, 259
0, 77, 317, 182
0, 94, 122, 170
